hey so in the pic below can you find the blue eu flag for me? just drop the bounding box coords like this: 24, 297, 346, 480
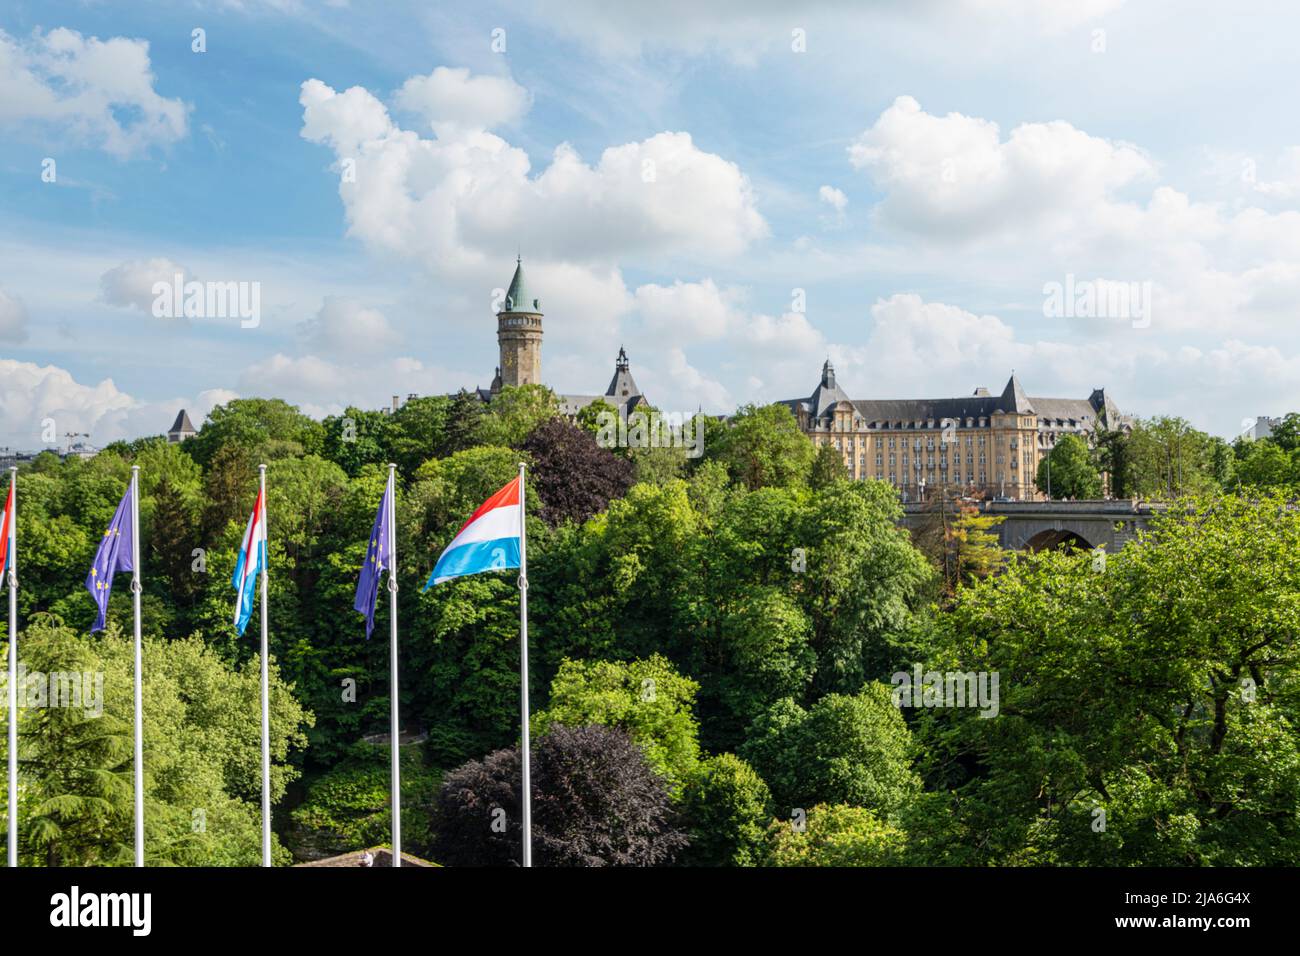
87, 486, 134, 633
353, 481, 392, 639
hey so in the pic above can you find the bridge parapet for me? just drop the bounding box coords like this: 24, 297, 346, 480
900, 498, 1165, 516
898, 499, 1166, 552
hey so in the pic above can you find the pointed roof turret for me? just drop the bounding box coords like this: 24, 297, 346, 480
167, 408, 196, 443
821, 357, 836, 390
808, 359, 851, 420
998, 373, 1034, 414
605, 346, 642, 403
169, 409, 195, 434
1088, 387, 1120, 427
503, 256, 541, 313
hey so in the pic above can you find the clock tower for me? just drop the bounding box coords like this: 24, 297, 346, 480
495, 256, 543, 391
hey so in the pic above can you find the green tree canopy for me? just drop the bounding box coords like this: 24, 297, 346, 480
477, 385, 561, 449
680, 753, 772, 867
709, 403, 816, 490
921, 493, 1300, 865
740, 684, 920, 818
1035, 433, 1102, 499
765, 804, 907, 866
185, 398, 325, 469
3, 617, 312, 866
534, 655, 702, 794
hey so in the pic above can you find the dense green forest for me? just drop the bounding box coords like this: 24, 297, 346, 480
2, 387, 1299, 866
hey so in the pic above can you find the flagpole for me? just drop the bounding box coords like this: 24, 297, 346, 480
517, 462, 531, 868
259, 464, 271, 867
386, 463, 401, 867
130, 466, 144, 867
7, 467, 18, 868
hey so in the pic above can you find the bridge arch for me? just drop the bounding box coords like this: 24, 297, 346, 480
1022, 528, 1094, 552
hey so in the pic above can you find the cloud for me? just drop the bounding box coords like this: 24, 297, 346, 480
634, 278, 738, 340
1250, 147, 1300, 201
394, 66, 531, 134
819, 185, 848, 213
0, 358, 232, 447
510, 0, 1127, 61
98, 258, 193, 314
852, 293, 1025, 382
819, 185, 848, 229
623, 278, 828, 411
633, 277, 824, 355
297, 296, 400, 353
845, 97, 1300, 339
848, 95, 1154, 240
0, 288, 29, 342
0, 27, 188, 158
662, 347, 731, 410
238, 352, 474, 418
299, 74, 767, 270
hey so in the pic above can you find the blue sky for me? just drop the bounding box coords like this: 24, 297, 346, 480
3, 0, 1300, 448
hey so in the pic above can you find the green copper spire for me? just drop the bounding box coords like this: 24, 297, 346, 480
504, 256, 541, 313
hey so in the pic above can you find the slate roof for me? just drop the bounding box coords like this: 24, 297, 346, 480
782, 372, 1123, 430
604, 347, 642, 404
168, 409, 196, 434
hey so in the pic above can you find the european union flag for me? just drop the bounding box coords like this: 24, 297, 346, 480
87, 486, 134, 633
353, 481, 392, 639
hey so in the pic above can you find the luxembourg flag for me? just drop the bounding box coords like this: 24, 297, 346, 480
231, 486, 267, 634
0, 474, 12, 577
423, 476, 521, 588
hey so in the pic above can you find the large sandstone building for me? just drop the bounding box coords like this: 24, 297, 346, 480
781, 360, 1127, 500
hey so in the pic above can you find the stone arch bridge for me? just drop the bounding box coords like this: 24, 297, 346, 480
900, 499, 1165, 553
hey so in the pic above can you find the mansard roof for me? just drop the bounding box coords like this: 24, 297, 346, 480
782, 371, 1120, 429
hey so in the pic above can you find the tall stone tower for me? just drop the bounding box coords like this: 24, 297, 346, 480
495, 256, 543, 390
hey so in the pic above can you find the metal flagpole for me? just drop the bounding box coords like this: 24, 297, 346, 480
130, 466, 144, 867
7, 467, 18, 868
387, 464, 401, 867
517, 463, 531, 867
259, 464, 271, 867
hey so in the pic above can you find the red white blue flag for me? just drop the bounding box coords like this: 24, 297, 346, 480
231, 486, 267, 635
423, 476, 521, 588
0, 475, 12, 576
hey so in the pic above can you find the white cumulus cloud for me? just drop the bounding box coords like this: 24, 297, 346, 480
819, 185, 848, 212
299, 73, 767, 270
849, 95, 1154, 240
297, 296, 400, 353
98, 258, 193, 314
0, 27, 188, 157
394, 66, 531, 134
0, 358, 233, 448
